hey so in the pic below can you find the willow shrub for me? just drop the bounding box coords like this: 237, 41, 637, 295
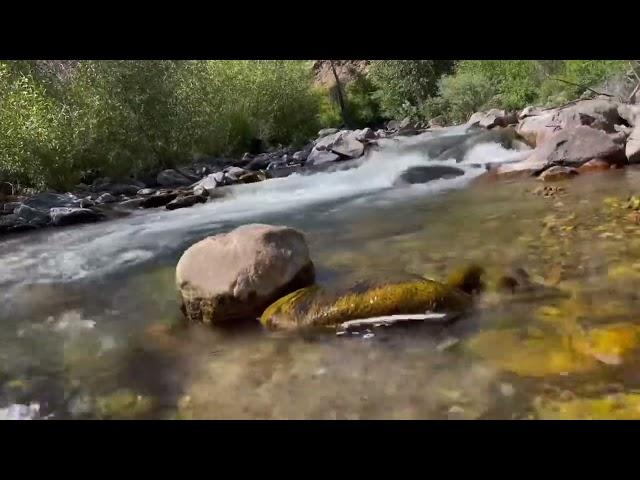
0, 60, 322, 189
368, 60, 455, 120
0, 62, 75, 190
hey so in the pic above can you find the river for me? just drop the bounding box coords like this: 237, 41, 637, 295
4, 126, 640, 419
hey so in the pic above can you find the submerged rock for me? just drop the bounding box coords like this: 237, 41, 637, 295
176, 224, 315, 325
395, 165, 465, 185
538, 166, 579, 182
446, 264, 485, 294
534, 393, 640, 420
260, 278, 472, 330
467, 323, 640, 377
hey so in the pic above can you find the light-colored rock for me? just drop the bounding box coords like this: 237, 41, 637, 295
223, 166, 247, 181
314, 131, 345, 151
176, 224, 315, 325
193, 172, 224, 193
538, 166, 578, 182
306, 149, 340, 166
518, 106, 543, 120
627, 126, 640, 164
354, 127, 376, 142
618, 104, 640, 127
468, 109, 517, 129
517, 99, 625, 147
330, 133, 364, 159
292, 150, 308, 163
525, 126, 626, 168
516, 110, 559, 147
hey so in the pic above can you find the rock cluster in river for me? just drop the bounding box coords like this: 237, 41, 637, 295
477, 98, 640, 181
175, 223, 481, 330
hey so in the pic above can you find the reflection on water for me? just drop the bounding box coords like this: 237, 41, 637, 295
7, 131, 640, 418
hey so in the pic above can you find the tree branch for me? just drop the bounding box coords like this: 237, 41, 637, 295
548, 76, 613, 97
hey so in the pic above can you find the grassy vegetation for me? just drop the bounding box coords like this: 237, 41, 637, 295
0, 60, 320, 190
0, 59, 630, 191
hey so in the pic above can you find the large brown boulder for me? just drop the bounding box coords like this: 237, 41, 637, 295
176, 224, 315, 325
524, 126, 626, 168
517, 99, 625, 147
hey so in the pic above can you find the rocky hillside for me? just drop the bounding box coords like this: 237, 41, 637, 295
312, 60, 370, 87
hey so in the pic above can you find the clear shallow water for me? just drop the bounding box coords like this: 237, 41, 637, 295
7, 128, 640, 419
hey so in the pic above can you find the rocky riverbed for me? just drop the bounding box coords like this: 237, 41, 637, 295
5, 96, 640, 419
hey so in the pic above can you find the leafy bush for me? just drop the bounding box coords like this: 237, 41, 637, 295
314, 86, 343, 129
538, 60, 627, 105
0, 60, 322, 189
434, 71, 498, 123
0, 62, 74, 189
369, 60, 454, 120
344, 74, 384, 127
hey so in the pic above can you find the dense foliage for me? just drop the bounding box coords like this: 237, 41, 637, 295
0, 59, 631, 191
368, 60, 455, 120
0, 60, 319, 189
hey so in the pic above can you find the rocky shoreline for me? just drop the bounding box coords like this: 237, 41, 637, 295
476, 98, 640, 181
0, 125, 408, 236
2, 96, 639, 237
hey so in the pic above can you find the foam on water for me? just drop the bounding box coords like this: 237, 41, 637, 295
0, 129, 529, 289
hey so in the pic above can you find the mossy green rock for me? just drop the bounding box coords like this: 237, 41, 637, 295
260, 279, 472, 330
95, 390, 155, 419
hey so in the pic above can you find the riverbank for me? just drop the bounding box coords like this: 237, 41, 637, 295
3, 96, 638, 238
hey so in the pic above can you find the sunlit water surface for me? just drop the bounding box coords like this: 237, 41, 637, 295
3, 128, 640, 419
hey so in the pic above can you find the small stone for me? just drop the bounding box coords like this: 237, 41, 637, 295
436, 337, 460, 352
499, 383, 515, 397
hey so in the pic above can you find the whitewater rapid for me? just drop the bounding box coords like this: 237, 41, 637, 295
0, 128, 531, 289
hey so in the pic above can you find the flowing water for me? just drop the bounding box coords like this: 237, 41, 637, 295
4, 126, 640, 419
